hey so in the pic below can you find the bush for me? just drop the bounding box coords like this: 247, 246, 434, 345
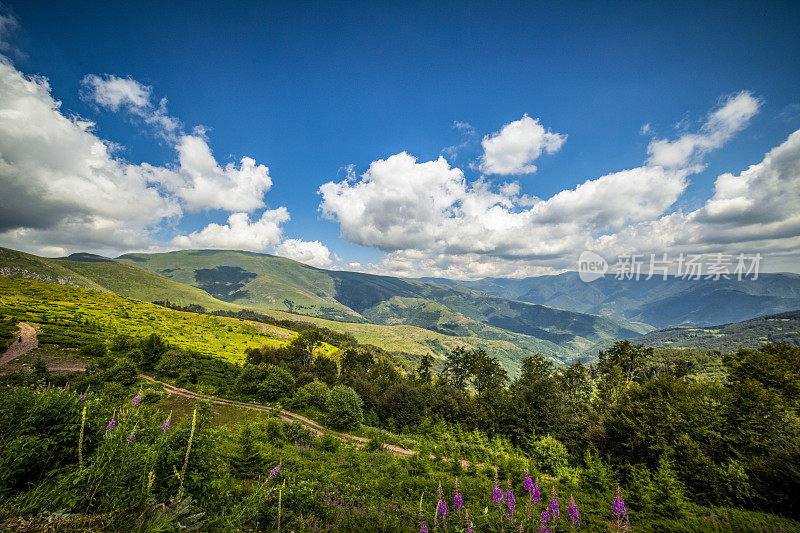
263, 418, 285, 444
257, 365, 295, 402
283, 420, 315, 446
326, 385, 363, 431
155, 349, 191, 378
530, 435, 569, 476
316, 433, 340, 453
102, 358, 138, 386
289, 387, 310, 409
303, 380, 330, 410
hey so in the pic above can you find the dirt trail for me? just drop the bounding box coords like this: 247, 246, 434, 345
0, 322, 38, 366
140, 375, 415, 456
0, 325, 418, 459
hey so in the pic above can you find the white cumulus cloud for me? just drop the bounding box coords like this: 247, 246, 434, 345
646, 91, 761, 168
172, 209, 289, 251
274, 239, 333, 267
477, 114, 566, 175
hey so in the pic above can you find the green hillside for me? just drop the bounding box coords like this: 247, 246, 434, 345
115, 249, 651, 361
118, 249, 363, 321
0, 247, 240, 312
632, 309, 800, 352
2, 246, 653, 367
0, 276, 297, 364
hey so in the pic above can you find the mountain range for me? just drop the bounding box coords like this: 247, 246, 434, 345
0, 247, 648, 370
2, 246, 798, 370
418, 272, 800, 329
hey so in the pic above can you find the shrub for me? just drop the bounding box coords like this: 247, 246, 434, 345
257, 365, 295, 402
155, 349, 191, 378
316, 433, 340, 453
263, 418, 285, 444
283, 420, 315, 446
289, 387, 310, 409
326, 385, 363, 431
530, 435, 569, 476
303, 379, 330, 410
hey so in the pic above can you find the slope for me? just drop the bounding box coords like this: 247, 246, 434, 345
631, 309, 800, 352
421, 271, 800, 328
115, 249, 652, 360
0, 247, 240, 312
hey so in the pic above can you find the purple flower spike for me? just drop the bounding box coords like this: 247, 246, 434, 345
161, 419, 170, 433
131, 394, 142, 407
127, 432, 135, 445
506, 480, 516, 515
612, 486, 627, 519
549, 486, 560, 519
493, 485, 504, 506
568, 494, 580, 527
104, 418, 116, 436
269, 464, 281, 478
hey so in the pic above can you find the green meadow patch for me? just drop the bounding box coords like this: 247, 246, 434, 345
0, 277, 305, 364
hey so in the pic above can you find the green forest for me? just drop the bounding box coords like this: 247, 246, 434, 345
1, 278, 799, 532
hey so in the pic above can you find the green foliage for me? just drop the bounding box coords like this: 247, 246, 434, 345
302, 379, 330, 410
530, 435, 569, 476
326, 385, 364, 431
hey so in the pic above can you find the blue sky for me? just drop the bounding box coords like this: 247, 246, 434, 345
1, 1, 799, 278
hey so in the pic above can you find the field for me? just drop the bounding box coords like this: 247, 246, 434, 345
0, 276, 303, 364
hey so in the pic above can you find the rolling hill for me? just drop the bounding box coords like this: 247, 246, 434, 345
630, 309, 800, 352
113, 249, 652, 357
1, 246, 653, 368
420, 271, 800, 329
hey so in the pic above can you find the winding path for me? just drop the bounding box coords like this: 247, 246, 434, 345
0, 324, 422, 459
0, 322, 38, 366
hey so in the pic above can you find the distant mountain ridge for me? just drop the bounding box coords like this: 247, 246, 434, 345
417, 271, 800, 329
631, 309, 800, 352
1, 247, 651, 369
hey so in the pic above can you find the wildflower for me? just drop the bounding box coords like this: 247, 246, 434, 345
131, 394, 142, 407
532, 476, 542, 503
105, 417, 116, 436
568, 494, 580, 527
127, 431, 135, 445
506, 480, 516, 515
549, 486, 560, 519
436, 481, 449, 524
147, 471, 155, 492
464, 510, 475, 533
161, 419, 170, 433
79, 394, 86, 403
269, 464, 281, 478
493, 485, 504, 506
419, 524, 429, 533
453, 477, 464, 513
612, 486, 627, 519
524, 469, 534, 494
538, 508, 551, 533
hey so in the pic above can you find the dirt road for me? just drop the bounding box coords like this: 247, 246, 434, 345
0, 323, 38, 366
0, 324, 419, 459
